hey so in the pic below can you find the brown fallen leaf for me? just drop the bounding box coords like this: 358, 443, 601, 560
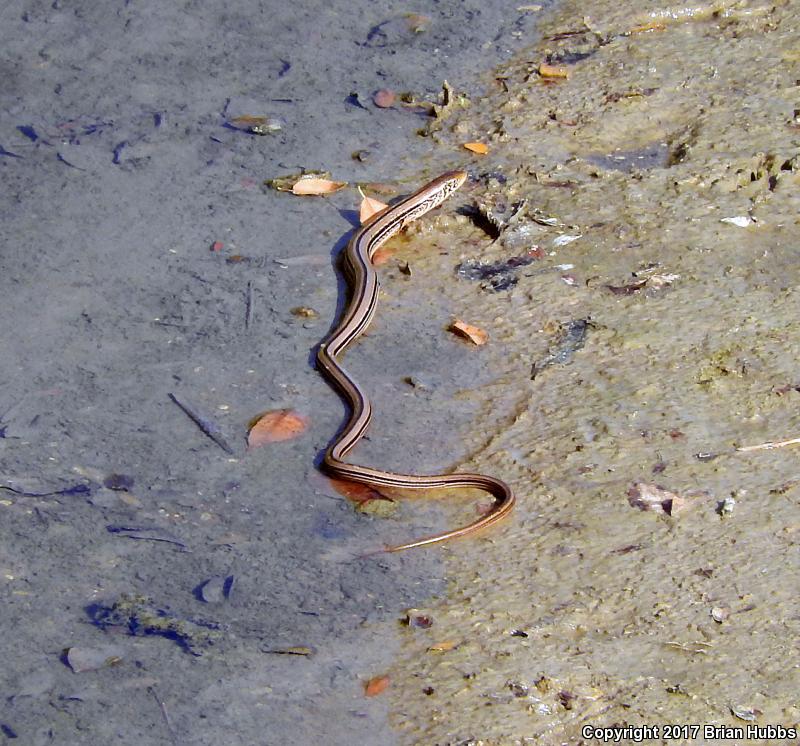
247, 409, 309, 448
328, 477, 388, 504
404, 13, 431, 32
358, 187, 389, 224
264, 646, 315, 656
463, 141, 489, 155
364, 675, 390, 697
229, 115, 267, 128
538, 63, 569, 79
266, 171, 332, 192
449, 320, 488, 345
292, 177, 347, 196
373, 89, 396, 108
605, 278, 648, 295
427, 639, 458, 652
628, 21, 666, 33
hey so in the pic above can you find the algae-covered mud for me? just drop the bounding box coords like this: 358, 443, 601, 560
374, 1, 800, 742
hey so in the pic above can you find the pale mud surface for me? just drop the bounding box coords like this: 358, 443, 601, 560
0, 2, 554, 745
377, 1, 800, 744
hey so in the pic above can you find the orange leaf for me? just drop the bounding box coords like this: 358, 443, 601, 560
629, 21, 666, 33
373, 89, 396, 108
463, 142, 489, 155
427, 640, 457, 652
538, 63, 569, 78
359, 194, 389, 224
364, 675, 390, 697
449, 320, 488, 345
247, 409, 309, 448
292, 177, 347, 196
328, 477, 387, 504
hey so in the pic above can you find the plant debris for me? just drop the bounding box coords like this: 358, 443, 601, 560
463, 142, 489, 154
265, 171, 346, 194
263, 646, 314, 657
456, 249, 541, 291
168, 393, 234, 455
89, 594, 221, 655
247, 409, 309, 448
291, 177, 347, 196
626, 482, 698, 516
228, 115, 282, 135
364, 675, 390, 697
106, 525, 188, 549
448, 320, 489, 345
538, 63, 569, 78
427, 639, 458, 653
358, 186, 389, 223
65, 645, 125, 673
373, 89, 396, 108
736, 436, 800, 452
530, 319, 590, 378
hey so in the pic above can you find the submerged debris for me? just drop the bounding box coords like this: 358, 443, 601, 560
168, 393, 234, 455
531, 319, 590, 378
106, 525, 188, 550
65, 645, 125, 673
196, 575, 235, 604
456, 248, 541, 291
627, 482, 698, 516
89, 594, 221, 655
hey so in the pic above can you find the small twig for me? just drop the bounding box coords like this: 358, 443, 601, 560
149, 686, 178, 746
244, 280, 253, 330
168, 393, 234, 455
736, 436, 800, 452
0, 481, 90, 499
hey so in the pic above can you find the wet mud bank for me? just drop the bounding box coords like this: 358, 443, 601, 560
379, 0, 800, 743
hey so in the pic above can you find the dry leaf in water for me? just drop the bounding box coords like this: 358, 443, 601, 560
427, 639, 457, 652
359, 191, 389, 224
328, 477, 388, 504
373, 89, 396, 108
449, 320, 488, 345
247, 409, 309, 448
629, 21, 666, 33
404, 13, 431, 32
266, 171, 331, 192
364, 675, 390, 697
292, 177, 347, 196
538, 63, 569, 78
463, 141, 489, 155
